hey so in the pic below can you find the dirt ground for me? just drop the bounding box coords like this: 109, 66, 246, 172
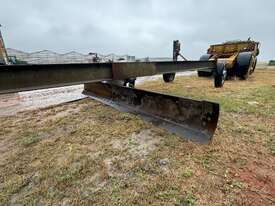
0, 69, 274, 205
0, 85, 84, 117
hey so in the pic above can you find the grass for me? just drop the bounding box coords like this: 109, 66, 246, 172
2, 175, 29, 195
182, 170, 194, 178
21, 131, 41, 146
217, 86, 275, 115
267, 137, 275, 155
184, 193, 197, 206
0, 69, 275, 205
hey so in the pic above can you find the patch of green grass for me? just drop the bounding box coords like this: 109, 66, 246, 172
229, 180, 243, 189
22, 132, 41, 146
53, 168, 84, 193
216, 86, 275, 115
198, 155, 212, 170
2, 175, 29, 194
156, 189, 197, 206
0, 175, 30, 205
156, 188, 185, 206
217, 95, 245, 113
266, 138, 275, 155
101, 177, 134, 204
182, 170, 194, 178
55, 173, 73, 183
13, 193, 44, 206
184, 193, 197, 206
54, 116, 70, 126
118, 113, 134, 121
166, 88, 202, 100
128, 138, 139, 146
255, 124, 270, 133
30, 199, 39, 206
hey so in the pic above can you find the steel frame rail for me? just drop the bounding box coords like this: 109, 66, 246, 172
0, 60, 216, 94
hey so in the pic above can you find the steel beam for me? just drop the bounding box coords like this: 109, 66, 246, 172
0, 60, 216, 94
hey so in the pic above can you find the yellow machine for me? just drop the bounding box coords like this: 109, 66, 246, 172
198, 39, 260, 87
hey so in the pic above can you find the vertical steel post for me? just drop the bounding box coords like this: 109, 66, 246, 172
162, 40, 181, 82
0, 25, 9, 65
173, 40, 181, 61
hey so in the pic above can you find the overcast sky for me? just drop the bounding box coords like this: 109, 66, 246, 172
1, 0, 274, 60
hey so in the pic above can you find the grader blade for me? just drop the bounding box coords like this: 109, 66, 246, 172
83, 82, 219, 143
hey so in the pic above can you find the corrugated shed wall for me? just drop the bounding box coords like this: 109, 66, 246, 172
6, 48, 135, 64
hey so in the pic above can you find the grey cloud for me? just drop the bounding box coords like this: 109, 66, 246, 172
1, 0, 274, 60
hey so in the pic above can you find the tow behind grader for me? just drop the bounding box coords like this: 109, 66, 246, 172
0, 26, 260, 143
198, 39, 260, 87
0, 29, 221, 143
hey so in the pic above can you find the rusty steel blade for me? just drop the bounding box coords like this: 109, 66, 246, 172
83, 82, 219, 144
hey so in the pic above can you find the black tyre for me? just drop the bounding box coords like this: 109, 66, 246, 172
163, 73, 175, 83
214, 63, 227, 88
128, 79, 136, 88
256, 48, 260, 56
235, 52, 253, 80
250, 58, 257, 74
124, 78, 136, 88
198, 54, 213, 77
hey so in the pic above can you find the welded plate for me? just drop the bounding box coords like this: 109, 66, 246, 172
83, 82, 219, 144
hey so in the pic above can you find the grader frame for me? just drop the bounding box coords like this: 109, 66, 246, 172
0, 31, 221, 143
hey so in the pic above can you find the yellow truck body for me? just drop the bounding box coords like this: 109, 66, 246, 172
199, 40, 260, 80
